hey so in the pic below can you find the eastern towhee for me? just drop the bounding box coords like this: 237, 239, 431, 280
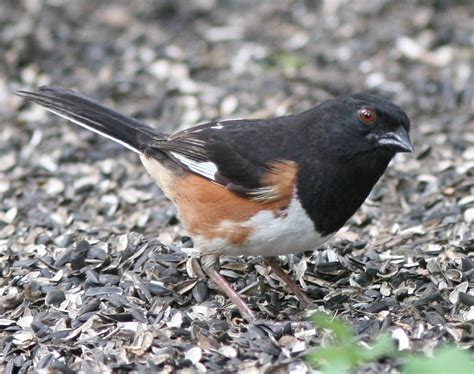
17, 87, 413, 320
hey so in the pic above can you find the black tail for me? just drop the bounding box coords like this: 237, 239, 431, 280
16, 86, 167, 154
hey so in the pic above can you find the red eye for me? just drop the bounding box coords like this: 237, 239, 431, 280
359, 107, 376, 124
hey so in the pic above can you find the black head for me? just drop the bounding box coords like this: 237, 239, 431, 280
296, 93, 413, 236
317, 93, 413, 158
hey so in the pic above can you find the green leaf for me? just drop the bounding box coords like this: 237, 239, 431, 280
311, 312, 354, 343
275, 52, 305, 71
306, 346, 355, 372
359, 333, 394, 361
307, 312, 473, 374
403, 346, 473, 374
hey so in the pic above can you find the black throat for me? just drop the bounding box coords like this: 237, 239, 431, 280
297, 151, 393, 236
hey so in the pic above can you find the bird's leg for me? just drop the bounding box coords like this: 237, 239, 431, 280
264, 256, 313, 307
200, 254, 256, 321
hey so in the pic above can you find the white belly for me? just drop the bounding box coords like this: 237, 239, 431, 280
191, 194, 331, 257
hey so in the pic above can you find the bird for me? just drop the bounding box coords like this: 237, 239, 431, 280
16, 87, 413, 320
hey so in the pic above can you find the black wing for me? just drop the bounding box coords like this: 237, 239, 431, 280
155, 116, 305, 201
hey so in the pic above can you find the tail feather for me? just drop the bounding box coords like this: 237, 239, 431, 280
16, 87, 167, 154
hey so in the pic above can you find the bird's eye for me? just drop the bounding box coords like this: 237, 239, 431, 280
359, 107, 376, 125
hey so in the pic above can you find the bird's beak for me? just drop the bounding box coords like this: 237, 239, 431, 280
377, 127, 414, 153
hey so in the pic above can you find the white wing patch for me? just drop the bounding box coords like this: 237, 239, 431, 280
170, 152, 218, 181
211, 122, 223, 129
